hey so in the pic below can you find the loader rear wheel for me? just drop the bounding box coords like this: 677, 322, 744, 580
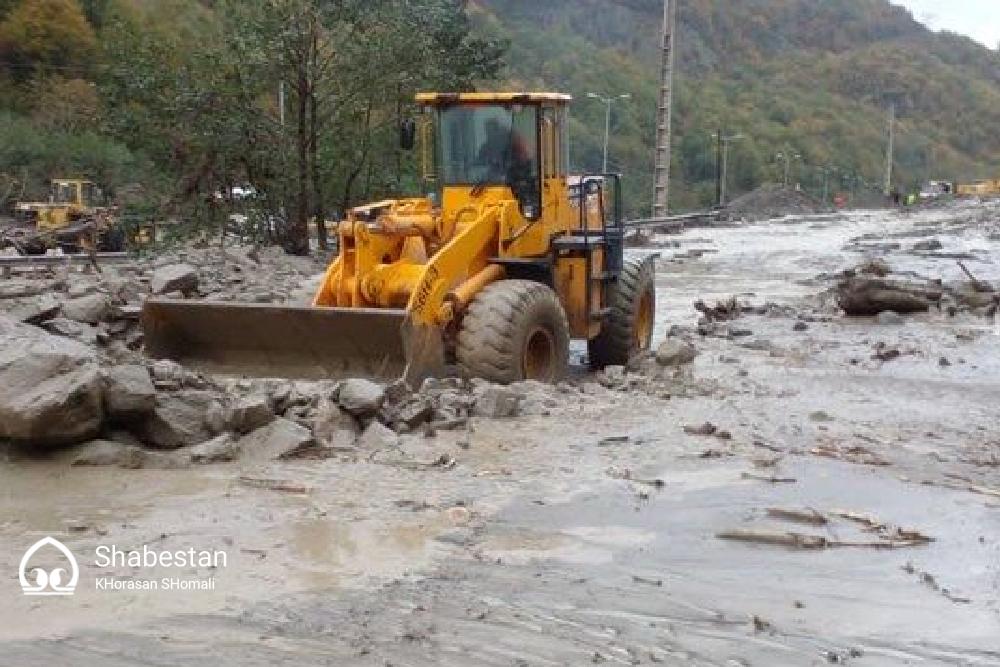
457, 279, 570, 384
588, 256, 656, 369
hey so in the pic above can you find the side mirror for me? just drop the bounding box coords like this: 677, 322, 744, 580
400, 119, 416, 151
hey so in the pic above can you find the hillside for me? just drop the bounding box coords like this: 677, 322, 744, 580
472, 0, 1000, 212
2, 0, 999, 223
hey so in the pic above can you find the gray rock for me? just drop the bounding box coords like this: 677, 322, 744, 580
473, 385, 523, 419
312, 398, 358, 446
913, 238, 943, 252
385, 395, 435, 429
226, 394, 275, 434
120, 448, 191, 470
11, 295, 62, 325
72, 440, 139, 467
44, 317, 98, 344
238, 418, 315, 460
102, 365, 156, 419
0, 316, 103, 445
187, 433, 241, 464
355, 420, 399, 449
142, 391, 219, 449
338, 378, 385, 417
150, 359, 185, 382
203, 400, 227, 435
793, 321, 809, 332
151, 264, 199, 295
876, 310, 906, 326
655, 339, 698, 367
61, 293, 111, 325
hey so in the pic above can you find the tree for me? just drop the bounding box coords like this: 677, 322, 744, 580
0, 0, 97, 81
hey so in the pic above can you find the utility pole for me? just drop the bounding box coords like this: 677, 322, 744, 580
713, 131, 744, 206
587, 92, 631, 174
652, 0, 677, 217
776, 150, 800, 188
884, 99, 896, 196
279, 80, 286, 128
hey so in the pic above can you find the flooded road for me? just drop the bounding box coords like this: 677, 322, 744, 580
2, 203, 998, 664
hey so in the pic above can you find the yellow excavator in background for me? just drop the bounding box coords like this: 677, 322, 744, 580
142, 92, 656, 384
13, 179, 124, 253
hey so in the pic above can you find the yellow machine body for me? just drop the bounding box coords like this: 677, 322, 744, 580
14, 179, 120, 251
143, 92, 649, 382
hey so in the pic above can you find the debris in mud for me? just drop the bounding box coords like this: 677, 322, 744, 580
607, 468, 665, 489
902, 562, 971, 604
721, 184, 826, 223
765, 507, 828, 526
836, 276, 938, 316
237, 476, 310, 494
717, 527, 932, 550
741, 472, 797, 484
811, 442, 891, 466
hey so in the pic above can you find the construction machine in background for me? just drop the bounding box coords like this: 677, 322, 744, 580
10, 179, 124, 254
143, 92, 656, 384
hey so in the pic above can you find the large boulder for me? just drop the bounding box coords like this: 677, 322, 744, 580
102, 365, 156, 419
0, 316, 104, 445
142, 391, 221, 449
61, 293, 111, 325
655, 339, 698, 367
238, 418, 315, 461
226, 394, 275, 434
338, 379, 385, 417
151, 264, 199, 295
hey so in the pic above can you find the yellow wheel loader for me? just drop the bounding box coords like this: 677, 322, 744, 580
142, 92, 656, 384
14, 179, 124, 253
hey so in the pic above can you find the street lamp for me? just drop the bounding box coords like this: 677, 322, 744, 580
775, 150, 801, 188
711, 131, 745, 206
588, 92, 631, 173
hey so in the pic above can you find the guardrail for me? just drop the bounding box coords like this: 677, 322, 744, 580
0, 252, 131, 270
624, 209, 722, 232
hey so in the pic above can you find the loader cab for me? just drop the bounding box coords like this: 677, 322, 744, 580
415, 93, 571, 223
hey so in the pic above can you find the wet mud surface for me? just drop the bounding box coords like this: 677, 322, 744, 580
2, 203, 999, 665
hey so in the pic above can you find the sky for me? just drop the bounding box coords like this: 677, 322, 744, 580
892, 0, 1000, 49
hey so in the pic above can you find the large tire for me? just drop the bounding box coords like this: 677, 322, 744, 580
588, 256, 656, 368
457, 279, 570, 384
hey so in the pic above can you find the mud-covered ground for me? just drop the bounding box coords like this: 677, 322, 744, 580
2, 202, 999, 665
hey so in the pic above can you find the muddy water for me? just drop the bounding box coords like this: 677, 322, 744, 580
2, 203, 999, 664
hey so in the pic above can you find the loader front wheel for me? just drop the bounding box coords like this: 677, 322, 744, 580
457, 279, 570, 384
588, 256, 656, 369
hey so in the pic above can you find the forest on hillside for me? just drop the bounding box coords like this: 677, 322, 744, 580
1, 0, 999, 245
474, 0, 1000, 212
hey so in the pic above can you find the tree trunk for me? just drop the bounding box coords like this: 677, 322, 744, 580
288, 63, 311, 256
309, 33, 328, 252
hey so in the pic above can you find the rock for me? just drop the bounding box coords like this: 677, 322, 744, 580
102, 365, 156, 419
150, 359, 185, 382
72, 440, 139, 467
311, 398, 359, 446
151, 263, 199, 295
338, 378, 385, 417
204, 400, 226, 435
793, 321, 809, 332
238, 418, 316, 460
10, 295, 62, 325
939, 356, 952, 367
858, 258, 891, 277
43, 317, 98, 344
0, 316, 103, 445
355, 420, 400, 449
61, 293, 111, 325
142, 391, 219, 449
188, 433, 241, 464
473, 384, 523, 419
913, 238, 943, 252
385, 395, 435, 429
655, 339, 699, 367
226, 394, 274, 434
876, 311, 906, 325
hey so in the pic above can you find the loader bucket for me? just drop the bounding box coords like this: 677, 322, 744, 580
141, 299, 443, 382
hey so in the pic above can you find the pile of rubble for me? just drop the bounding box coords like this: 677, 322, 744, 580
722, 184, 827, 223
0, 306, 563, 466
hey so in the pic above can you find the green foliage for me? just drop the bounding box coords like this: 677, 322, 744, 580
0, 111, 147, 200
476, 0, 1000, 213
0, 0, 97, 81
